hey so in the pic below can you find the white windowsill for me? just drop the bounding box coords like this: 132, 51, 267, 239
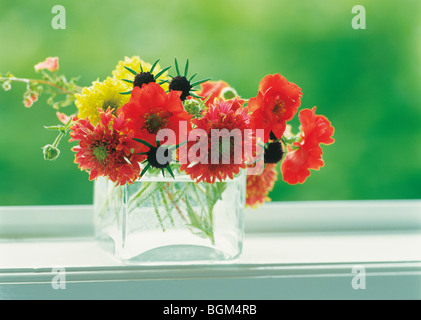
0, 200, 420, 300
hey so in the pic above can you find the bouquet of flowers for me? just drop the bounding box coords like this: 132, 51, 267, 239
1, 56, 334, 258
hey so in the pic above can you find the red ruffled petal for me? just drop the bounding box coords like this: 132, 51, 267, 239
197, 81, 229, 106
248, 73, 302, 142
281, 107, 334, 184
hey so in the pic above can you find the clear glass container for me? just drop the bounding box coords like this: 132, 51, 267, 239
93, 169, 246, 264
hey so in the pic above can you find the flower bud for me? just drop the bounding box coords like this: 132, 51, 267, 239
264, 141, 284, 164
2, 81, 11, 91
34, 57, 59, 72
24, 98, 34, 108
221, 87, 238, 100
23, 91, 39, 108
184, 99, 203, 117
42, 144, 60, 161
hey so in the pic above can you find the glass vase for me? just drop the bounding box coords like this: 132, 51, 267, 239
93, 169, 246, 264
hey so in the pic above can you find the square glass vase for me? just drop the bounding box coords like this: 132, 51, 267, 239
93, 169, 246, 264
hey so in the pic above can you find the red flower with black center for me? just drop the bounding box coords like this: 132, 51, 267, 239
179, 98, 251, 183
281, 107, 335, 184
70, 109, 144, 186
248, 73, 302, 142
246, 164, 278, 208
120, 82, 192, 147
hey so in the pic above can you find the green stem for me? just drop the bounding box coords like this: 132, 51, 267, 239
281, 134, 301, 145
52, 118, 73, 148
151, 194, 165, 232
163, 184, 188, 224
187, 183, 206, 215
159, 188, 175, 227
1, 76, 81, 95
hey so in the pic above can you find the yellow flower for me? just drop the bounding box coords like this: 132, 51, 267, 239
75, 77, 129, 125
111, 56, 169, 91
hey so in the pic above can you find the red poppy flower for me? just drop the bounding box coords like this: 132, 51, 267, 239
248, 73, 302, 142
298, 106, 335, 147
197, 80, 229, 106
281, 107, 335, 184
70, 109, 144, 186
281, 145, 324, 185
246, 163, 278, 208
179, 98, 251, 183
120, 82, 192, 148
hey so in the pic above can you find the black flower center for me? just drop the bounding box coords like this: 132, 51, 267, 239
133, 72, 156, 89
264, 141, 284, 164
169, 76, 192, 101
146, 146, 173, 169
269, 131, 278, 140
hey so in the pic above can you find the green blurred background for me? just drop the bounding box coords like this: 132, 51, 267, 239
0, 0, 420, 205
